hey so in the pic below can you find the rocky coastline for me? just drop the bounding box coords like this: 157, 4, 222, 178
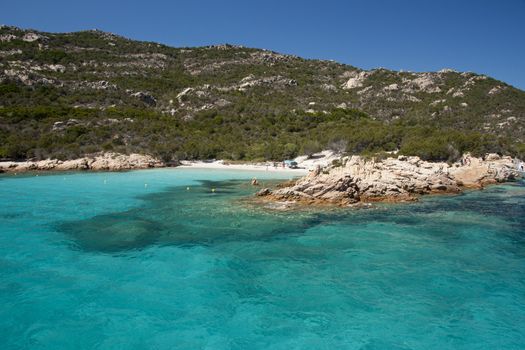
0, 152, 166, 173
256, 154, 522, 206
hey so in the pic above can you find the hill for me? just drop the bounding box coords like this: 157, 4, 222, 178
1, 25, 524, 162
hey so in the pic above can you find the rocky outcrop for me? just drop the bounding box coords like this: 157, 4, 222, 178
0, 153, 166, 173
80, 80, 117, 90
130, 91, 157, 106
449, 154, 520, 188
342, 71, 371, 89
256, 188, 272, 196
258, 155, 521, 206
22, 32, 47, 42
238, 74, 298, 90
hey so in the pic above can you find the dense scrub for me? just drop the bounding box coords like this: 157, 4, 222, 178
1, 107, 523, 162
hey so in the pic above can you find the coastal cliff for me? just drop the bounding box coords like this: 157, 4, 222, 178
0, 152, 165, 172
257, 154, 522, 206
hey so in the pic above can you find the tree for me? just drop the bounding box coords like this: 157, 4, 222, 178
301, 140, 321, 158
327, 138, 348, 153
283, 143, 298, 159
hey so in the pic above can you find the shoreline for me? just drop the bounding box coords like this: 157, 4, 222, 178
0, 155, 309, 175
0, 150, 337, 174
2, 153, 522, 209
178, 160, 308, 174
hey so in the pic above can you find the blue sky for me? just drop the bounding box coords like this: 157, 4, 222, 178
1, 0, 524, 89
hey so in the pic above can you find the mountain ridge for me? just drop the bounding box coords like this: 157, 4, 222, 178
1, 25, 524, 162
2, 24, 521, 90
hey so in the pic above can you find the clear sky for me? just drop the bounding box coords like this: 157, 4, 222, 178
1, 0, 524, 90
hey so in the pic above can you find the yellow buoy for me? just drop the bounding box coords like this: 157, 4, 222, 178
212, 188, 216, 193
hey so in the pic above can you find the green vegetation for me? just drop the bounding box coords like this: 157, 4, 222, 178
1, 26, 524, 162
1, 107, 523, 162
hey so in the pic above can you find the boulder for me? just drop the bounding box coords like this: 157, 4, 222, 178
22, 32, 47, 42
341, 71, 370, 89
485, 153, 500, 161
131, 91, 156, 106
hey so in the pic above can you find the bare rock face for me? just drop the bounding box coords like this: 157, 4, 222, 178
22, 32, 47, 42
176, 87, 194, 102
259, 155, 520, 206
81, 80, 117, 90
238, 75, 298, 90
88, 153, 164, 170
0, 153, 165, 173
408, 73, 442, 93
341, 71, 371, 89
449, 155, 519, 187
0, 34, 17, 42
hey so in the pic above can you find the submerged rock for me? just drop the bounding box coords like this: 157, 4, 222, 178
256, 188, 272, 196
60, 214, 162, 252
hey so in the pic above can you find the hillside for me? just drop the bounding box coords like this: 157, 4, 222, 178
1, 25, 524, 162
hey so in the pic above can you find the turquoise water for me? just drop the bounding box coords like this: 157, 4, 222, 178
1, 168, 524, 349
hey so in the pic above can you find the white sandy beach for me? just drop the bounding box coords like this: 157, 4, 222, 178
0, 150, 342, 174
178, 150, 343, 175
178, 160, 309, 174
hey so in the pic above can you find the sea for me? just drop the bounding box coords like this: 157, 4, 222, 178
1, 168, 524, 349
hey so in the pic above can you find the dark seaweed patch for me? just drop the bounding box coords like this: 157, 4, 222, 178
55, 179, 525, 254
59, 213, 163, 252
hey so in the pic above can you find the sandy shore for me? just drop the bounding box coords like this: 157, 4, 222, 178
179, 160, 309, 174
0, 150, 338, 174
0, 156, 309, 175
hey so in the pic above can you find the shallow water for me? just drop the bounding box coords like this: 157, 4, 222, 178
1, 168, 524, 349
